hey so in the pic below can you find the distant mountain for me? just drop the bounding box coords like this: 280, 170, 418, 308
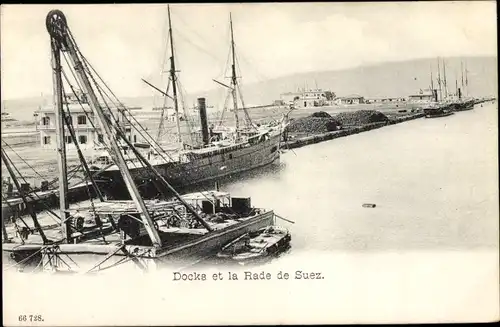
188, 56, 498, 108
3, 56, 497, 121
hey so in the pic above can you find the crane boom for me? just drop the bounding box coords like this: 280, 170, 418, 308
46, 10, 163, 247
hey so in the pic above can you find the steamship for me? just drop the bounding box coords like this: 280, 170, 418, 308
88, 10, 284, 199
89, 99, 283, 199
452, 98, 474, 111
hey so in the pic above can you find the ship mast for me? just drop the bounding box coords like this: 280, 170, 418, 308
229, 13, 240, 142
437, 58, 442, 102
168, 5, 183, 145
461, 60, 465, 95
430, 64, 434, 92
46, 10, 163, 247
442, 58, 448, 99
465, 61, 469, 97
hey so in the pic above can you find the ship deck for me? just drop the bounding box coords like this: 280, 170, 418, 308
2, 202, 267, 249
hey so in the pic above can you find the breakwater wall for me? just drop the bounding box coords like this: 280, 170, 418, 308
283, 113, 425, 150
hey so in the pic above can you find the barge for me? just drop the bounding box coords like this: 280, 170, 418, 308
2, 191, 276, 272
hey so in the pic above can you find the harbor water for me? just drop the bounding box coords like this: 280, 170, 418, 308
222, 102, 498, 254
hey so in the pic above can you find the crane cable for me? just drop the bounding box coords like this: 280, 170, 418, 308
65, 24, 244, 219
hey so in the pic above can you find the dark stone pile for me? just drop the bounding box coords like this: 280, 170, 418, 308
334, 110, 389, 126
310, 111, 332, 118
285, 112, 342, 134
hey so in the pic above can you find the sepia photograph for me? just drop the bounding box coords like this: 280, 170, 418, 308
1, 2, 498, 325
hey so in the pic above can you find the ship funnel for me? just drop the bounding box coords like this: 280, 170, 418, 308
458, 88, 462, 100
433, 89, 438, 102
198, 98, 209, 145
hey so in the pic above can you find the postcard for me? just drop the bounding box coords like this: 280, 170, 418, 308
1, 2, 498, 326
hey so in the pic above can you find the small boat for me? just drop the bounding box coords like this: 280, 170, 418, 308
217, 226, 291, 263
362, 203, 376, 208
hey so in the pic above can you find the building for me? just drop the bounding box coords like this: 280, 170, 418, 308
298, 89, 328, 108
280, 88, 336, 108
334, 94, 365, 105
35, 93, 143, 151
365, 97, 407, 104
408, 89, 436, 103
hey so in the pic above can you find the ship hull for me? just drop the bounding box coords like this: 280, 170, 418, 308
2, 210, 275, 272
96, 134, 282, 199
453, 101, 475, 111
425, 112, 454, 118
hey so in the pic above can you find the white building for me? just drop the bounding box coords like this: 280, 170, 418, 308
280, 88, 335, 108
35, 93, 143, 151
407, 89, 436, 103
298, 89, 328, 108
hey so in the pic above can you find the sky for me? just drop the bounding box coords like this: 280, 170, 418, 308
1, 2, 497, 100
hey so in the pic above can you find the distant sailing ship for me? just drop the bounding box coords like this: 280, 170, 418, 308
422, 57, 474, 115
1, 103, 16, 123
437, 57, 474, 112
453, 60, 475, 111
89, 7, 285, 199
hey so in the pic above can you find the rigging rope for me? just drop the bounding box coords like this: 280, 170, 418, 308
1, 144, 62, 221
76, 47, 177, 164
0, 144, 81, 200
233, 43, 270, 83
234, 51, 256, 129
1, 140, 82, 191
1, 143, 45, 180
61, 83, 100, 219
175, 78, 195, 145
61, 52, 114, 157
63, 24, 247, 219
216, 33, 236, 127
157, 78, 172, 142
173, 26, 223, 64
90, 78, 177, 163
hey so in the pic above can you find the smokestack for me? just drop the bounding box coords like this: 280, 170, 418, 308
433, 89, 438, 102
198, 98, 209, 146
458, 88, 462, 100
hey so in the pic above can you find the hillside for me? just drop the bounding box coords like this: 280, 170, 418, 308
3, 56, 497, 121
188, 56, 497, 107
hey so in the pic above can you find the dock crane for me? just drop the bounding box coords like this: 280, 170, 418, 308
46, 10, 213, 247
